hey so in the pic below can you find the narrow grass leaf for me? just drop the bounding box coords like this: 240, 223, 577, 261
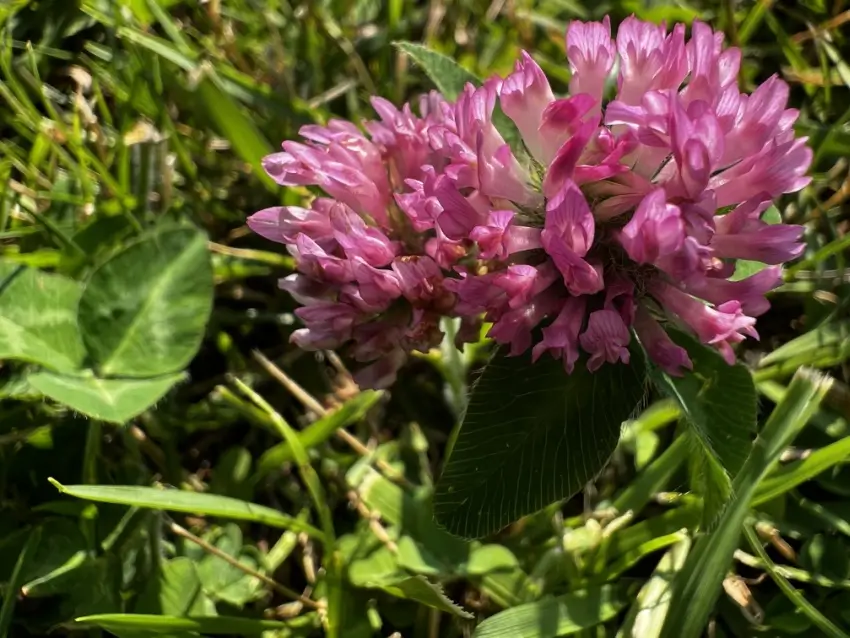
760, 319, 850, 367
114, 27, 196, 71
0, 527, 41, 638
74, 614, 317, 633
617, 538, 691, 638
660, 369, 832, 638
743, 525, 850, 638
194, 73, 277, 192
48, 481, 324, 539
753, 435, 850, 506
435, 347, 647, 539
473, 585, 625, 638
738, 0, 774, 44
593, 499, 701, 573
256, 390, 383, 476
229, 377, 341, 636
613, 434, 689, 518
601, 531, 690, 583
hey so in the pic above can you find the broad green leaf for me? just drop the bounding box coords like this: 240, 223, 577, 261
77, 226, 213, 378
753, 435, 850, 506
394, 41, 521, 149
74, 613, 318, 633
687, 442, 732, 526
348, 544, 471, 618
28, 371, 184, 423
396, 535, 448, 576
48, 481, 324, 539
380, 576, 472, 619
434, 347, 647, 539
654, 332, 757, 476
62, 215, 134, 275
465, 545, 521, 576
473, 585, 625, 638
135, 557, 215, 616
652, 332, 756, 523
617, 538, 691, 638
348, 465, 469, 563
189, 524, 263, 606
257, 390, 383, 477
394, 42, 479, 101
660, 369, 832, 638
0, 261, 84, 372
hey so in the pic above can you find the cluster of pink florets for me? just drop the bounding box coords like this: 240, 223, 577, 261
249, 17, 810, 388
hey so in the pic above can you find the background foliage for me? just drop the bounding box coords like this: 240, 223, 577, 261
1, 0, 849, 636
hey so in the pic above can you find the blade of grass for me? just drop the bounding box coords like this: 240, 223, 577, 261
743, 524, 850, 638
0, 527, 41, 638
752, 435, 850, 506
738, 0, 775, 44
612, 434, 689, 518
255, 389, 383, 478
616, 538, 691, 638
229, 376, 341, 638
74, 614, 318, 633
48, 479, 324, 539
193, 67, 277, 193
660, 369, 833, 638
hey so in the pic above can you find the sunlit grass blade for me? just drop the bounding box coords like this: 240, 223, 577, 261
48, 479, 324, 540
255, 389, 383, 478
753, 435, 850, 506
660, 369, 833, 638
74, 613, 319, 633
229, 376, 341, 638
616, 538, 691, 638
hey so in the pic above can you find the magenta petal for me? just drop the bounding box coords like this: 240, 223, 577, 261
532, 296, 587, 373
579, 309, 631, 372
544, 180, 595, 256
619, 189, 685, 264
633, 306, 692, 376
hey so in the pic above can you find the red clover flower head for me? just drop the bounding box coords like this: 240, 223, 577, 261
249, 17, 810, 388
